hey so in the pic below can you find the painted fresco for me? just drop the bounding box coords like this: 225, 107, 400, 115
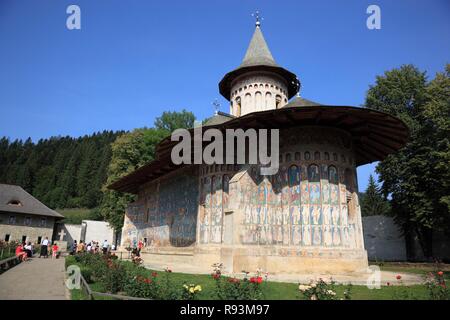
121, 168, 199, 248
236, 158, 358, 248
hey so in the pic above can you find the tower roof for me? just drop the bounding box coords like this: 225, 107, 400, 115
240, 26, 278, 68
219, 25, 299, 101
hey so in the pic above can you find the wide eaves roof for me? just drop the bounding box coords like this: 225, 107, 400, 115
109, 105, 409, 194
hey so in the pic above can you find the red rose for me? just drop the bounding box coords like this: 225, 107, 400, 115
396, 275, 402, 280
212, 273, 220, 280
438, 271, 444, 276
144, 278, 152, 284
152, 272, 158, 277
256, 276, 263, 284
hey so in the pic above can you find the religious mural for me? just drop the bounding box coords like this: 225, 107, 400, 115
231, 153, 359, 249
121, 168, 199, 248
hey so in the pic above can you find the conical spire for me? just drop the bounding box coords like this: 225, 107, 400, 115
240, 26, 278, 68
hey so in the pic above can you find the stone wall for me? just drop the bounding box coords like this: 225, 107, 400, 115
0, 212, 55, 243
362, 215, 407, 261
362, 215, 450, 262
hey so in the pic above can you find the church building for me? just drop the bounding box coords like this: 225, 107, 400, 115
110, 21, 408, 275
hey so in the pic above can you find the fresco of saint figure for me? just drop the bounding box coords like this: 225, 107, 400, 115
329, 166, 338, 184
302, 225, 312, 246
313, 226, 322, 245
341, 205, 348, 226
292, 226, 302, 245
301, 181, 309, 204
323, 225, 332, 246
309, 183, 321, 204
322, 183, 330, 204
283, 224, 289, 245
311, 206, 321, 225
342, 226, 349, 247
332, 226, 341, 246
301, 205, 310, 225
330, 184, 339, 205
322, 205, 331, 225
331, 206, 340, 225
308, 165, 320, 182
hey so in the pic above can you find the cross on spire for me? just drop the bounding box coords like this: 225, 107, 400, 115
252, 10, 263, 27
212, 99, 221, 115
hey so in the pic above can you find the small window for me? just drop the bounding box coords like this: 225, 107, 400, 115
25, 217, 31, 226
5, 234, 10, 242
40, 218, 46, 227
9, 216, 16, 224
333, 153, 338, 161
8, 200, 22, 206
22, 235, 27, 243
324, 152, 330, 160
285, 153, 291, 162
314, 151, 321, 160
295, 152, 301, 161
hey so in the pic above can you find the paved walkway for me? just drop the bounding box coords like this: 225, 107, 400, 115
0, 256, 67, 300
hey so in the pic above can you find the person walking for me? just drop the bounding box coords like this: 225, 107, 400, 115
40, 237, 49, 258
102, 240, 109, 254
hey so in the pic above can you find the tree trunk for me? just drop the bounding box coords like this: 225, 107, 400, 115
417, 227, 433, 261
403, 223, 415, 261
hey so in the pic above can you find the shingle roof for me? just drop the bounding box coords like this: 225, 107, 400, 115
282, 96, 323, 108
0, 184, 64, 218
219, 26, 299, 100
240, 26, 278, 68
203, 111, 235, 126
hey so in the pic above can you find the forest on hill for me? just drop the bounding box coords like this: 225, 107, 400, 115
0, 131, 123, 210
0, 110, 196, 227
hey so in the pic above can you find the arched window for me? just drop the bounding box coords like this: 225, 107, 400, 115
314, 151, 320, 160
235, 97, 241, 117
304, 151, 311, 160
265, 92, 273, 109
324, 152, 330, 160
245, 93, 252, 110
285, 153, 291, 162
255, 91, 262, 110
295, 152, 301, 161
333, 153, 338, 161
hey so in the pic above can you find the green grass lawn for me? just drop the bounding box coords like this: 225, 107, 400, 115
58, 208, 100, 224
69, 264, 439, 300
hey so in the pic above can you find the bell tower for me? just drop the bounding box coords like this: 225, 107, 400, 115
219, 13, 300, 117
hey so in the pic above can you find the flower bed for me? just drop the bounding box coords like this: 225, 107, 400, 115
65, 253, 449, 300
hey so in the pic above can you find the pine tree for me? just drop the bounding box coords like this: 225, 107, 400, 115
361, 175, 390, 216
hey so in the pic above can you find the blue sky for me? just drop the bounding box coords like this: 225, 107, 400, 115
0, 0, 449, 190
